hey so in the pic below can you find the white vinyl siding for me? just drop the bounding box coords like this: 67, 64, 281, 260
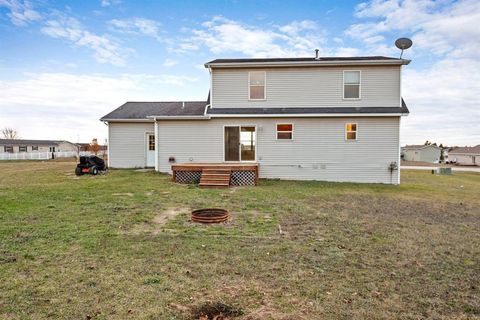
211, 66, 400, 108
108, 122, 154, 168
157, 117, 401, 184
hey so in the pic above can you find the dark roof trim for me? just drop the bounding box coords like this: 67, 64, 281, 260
207, 102, 409, 117
205, 56, 410, 68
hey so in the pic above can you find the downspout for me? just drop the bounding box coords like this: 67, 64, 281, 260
103, 121, 110, 168
208, 66, 213, 109
154, 118, 159, 172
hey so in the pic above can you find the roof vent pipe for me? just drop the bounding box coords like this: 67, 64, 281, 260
314, 49, 320, 60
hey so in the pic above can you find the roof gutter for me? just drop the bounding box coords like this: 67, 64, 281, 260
147, 115, 211, 120
208, 113, 404, 118
100, 118, 155, 122
205, 59, 410, 68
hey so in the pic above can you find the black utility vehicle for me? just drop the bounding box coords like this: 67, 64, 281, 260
75, 156, 107, 176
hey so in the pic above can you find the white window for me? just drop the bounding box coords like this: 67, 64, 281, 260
19, 146, 27, 152
249, 71, 266, 100
148, 135, 155, 151
276, 124, 293, 140
345, 123, 357, 140
343, 71, 360, 99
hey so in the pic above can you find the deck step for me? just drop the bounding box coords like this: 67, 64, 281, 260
199, 168, 231, 188
202, 169, 232, 174
201, 177, 231, 182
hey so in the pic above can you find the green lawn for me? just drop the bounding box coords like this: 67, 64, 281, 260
0, 161, 479, 319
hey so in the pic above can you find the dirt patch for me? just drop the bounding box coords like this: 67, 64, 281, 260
153, 207, 187, 226
112, 193, 134, 197
191, 302, 243, 320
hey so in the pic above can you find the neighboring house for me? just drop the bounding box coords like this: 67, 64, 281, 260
401, 145, 442, 163
0, 139, 79, 154
101, 54, 411, 184
448, 145, 480, 166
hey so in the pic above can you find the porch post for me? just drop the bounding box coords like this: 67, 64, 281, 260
154, 119, 159, 172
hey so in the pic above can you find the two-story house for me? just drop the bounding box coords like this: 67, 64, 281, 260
101, 54, 410, 185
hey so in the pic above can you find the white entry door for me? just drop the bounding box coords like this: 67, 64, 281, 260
146, 134, 155, 167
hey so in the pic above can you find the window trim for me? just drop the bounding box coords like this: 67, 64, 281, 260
19, 145, 27, 152
222, 124, 257, 163
276, 123, 294, 140
342, 70, 361, 100
148, 134, 155, 151
248, 71, 266, 101
345, 122, 358, 141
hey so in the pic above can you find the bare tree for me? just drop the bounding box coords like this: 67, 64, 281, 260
1, 127, 19, 139
88, 138, 101, 155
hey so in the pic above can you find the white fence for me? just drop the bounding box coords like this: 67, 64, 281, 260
0, 151, 95, 161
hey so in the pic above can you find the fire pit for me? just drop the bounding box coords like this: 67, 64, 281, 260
191, 208, 229, 223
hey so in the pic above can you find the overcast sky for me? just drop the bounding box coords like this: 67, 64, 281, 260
0, 0, 479, 146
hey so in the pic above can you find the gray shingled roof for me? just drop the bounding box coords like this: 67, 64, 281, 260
100, 101, 208, 120
101, 98, 408, 120
402, 144, 441, 150
206, 56, 403, 64
0, 139, 62, 145
449, 145, 480, 154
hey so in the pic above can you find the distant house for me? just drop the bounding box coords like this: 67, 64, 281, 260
401, 145, 441, 163
0, 139, 79, 154
448, 145, 480, 166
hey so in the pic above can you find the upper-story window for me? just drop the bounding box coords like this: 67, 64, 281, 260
343, 71, 361, 99
249, 71, 266, 100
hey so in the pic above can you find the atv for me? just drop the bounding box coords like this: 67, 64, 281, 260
75, 155, 107, 176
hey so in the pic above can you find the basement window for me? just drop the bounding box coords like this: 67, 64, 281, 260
19, 146, 27, 152
249, 71, 266, 100
345, 123, 357, 140
343, 71, 361, 99
277, 124, 293, 140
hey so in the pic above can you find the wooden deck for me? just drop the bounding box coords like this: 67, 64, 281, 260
171, 163, 259, 187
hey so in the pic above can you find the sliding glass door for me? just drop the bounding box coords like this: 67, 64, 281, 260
224, 126, 256, 162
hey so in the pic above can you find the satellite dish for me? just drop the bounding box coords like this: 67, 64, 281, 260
395, 38, 413, 58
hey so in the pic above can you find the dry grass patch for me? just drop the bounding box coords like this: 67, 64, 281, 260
0, 162, 479, 319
